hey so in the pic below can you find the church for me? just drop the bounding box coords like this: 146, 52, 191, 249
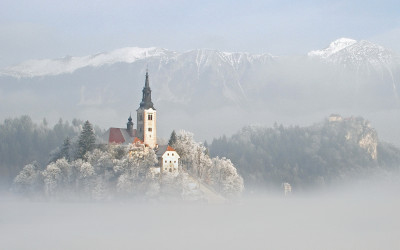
102, 71, 180, 173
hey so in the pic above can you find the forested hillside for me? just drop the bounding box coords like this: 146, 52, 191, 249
0, 116, 81, 188
210, 116, 400, 190
13, 129, 243, 201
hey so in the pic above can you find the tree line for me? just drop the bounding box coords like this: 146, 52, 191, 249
209, 117, 400, 191
0, 116, 80, 188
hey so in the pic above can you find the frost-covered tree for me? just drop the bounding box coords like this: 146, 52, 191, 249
116, 144, 158, 195
173, 130, 243, 198
76, 120, 96, 160
77, 161, 96, 197
13, 163, 42, 195
55, 158, 76, 189
172, 130, 199, 171
210, 157, 244, 198
87, 148, 114, 180
42, 162, 63, 197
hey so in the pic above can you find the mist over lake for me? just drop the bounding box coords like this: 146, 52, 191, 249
2, 178, 399, 250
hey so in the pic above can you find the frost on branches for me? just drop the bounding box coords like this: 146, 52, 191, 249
13, 163, 42, 195
13, 144, 159, 200
171, 130, 244, 198
13, 131, 244, 201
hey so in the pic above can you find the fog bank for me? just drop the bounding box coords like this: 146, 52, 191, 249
1, 181, 399, 250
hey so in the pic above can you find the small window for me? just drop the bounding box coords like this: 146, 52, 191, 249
139, 127, 142, 132
164, 168, 167, 170
148, 114, 153, 120
174, 161, 176, 163
169, 168, 172, 172
165, 160, 167, 163
172, 153, 174, 156
170, 161, 172, 163
167, 153, 169, 156
148, 128, 152, 132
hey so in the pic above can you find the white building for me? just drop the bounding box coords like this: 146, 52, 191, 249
328, 114, 343, 122
136, 71, 157, 149
282, 182, 292, 195
156, 145, 180, 173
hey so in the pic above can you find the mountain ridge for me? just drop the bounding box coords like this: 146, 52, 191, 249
1, 47, 275, 78
4, 37, 399, 78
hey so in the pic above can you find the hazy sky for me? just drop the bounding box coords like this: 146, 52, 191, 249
1, 0, 400, 67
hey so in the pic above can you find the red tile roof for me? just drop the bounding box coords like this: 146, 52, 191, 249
133, 137, 143, 144
166, 146, 175, 151
109, 128, 125, 144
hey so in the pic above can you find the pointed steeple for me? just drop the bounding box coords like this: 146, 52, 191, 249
139, 70, 155, 109
127, 113, 134, 135
145, 67, 150, 88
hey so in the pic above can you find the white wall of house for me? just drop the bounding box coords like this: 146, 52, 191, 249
161, 151, 180, 173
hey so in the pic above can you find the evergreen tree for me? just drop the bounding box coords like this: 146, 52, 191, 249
59, 137, 71, 161
76, 121, 96, 160
168, 130, 177, 146
204, 140, 209, 156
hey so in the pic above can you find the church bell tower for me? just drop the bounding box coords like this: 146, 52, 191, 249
136, 71, 157, 148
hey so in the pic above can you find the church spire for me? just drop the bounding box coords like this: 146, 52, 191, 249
145, 67, 149, 88
139, 70, 155, 109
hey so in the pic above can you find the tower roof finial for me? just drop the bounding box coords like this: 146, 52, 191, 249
139, 70, 155, 109
145, 68, 149, 88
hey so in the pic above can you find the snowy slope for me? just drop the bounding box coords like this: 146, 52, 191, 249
1, 47, 174, 77
2, 38, 399, 78
308, 38, 400, 72
308, 38, 357, 58
0, 47, 274, 78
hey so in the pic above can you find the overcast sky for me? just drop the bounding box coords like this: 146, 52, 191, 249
1, 0, 400, 68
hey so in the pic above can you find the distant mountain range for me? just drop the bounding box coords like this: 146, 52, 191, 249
1, 38, 400, 143
309, 38, 400, 73
2, 38, 399, 78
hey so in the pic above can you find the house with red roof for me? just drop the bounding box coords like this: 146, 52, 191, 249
156, 145, 180, 173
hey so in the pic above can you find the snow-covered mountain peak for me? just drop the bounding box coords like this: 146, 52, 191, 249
1, 47, 172, 78
308, 38, 357, 58
0, 47, 276, 78
308, 38, 400, 72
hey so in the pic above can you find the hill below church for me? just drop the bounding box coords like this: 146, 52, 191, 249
209, 115, 400, 190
